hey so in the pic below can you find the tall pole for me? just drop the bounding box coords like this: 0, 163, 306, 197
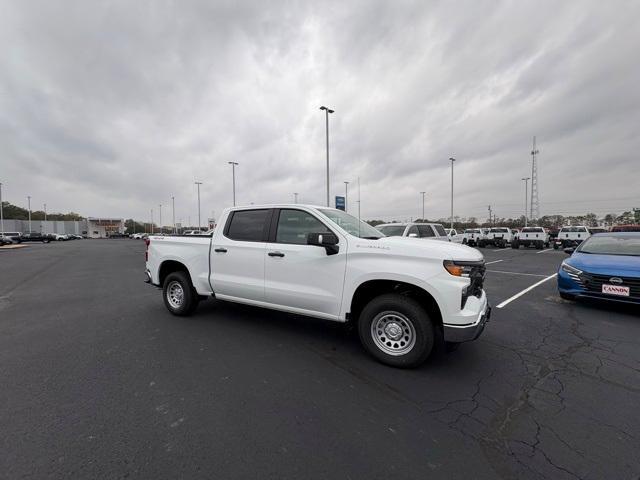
320, 106, 334, 207
27, 195, 32, 233
449, 157, 456, 229
0, 182, 3, 234
344, 181, 349, 212
195, 181, 203, 230
150, 208, 153, 234
420, 191, 426, 221
171, 196, 176, 233
44, 203, 47, 233
522, 177, 530, 227
488, 205, 492, 227
228, 162, 238, 206
357, 177, 361, 222
159, 204, 162, 234
293, 192, 298, 204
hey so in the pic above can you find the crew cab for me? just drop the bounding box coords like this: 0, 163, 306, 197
512, 227, 549, 249
376, 222, 450, 242
553, 226, 590, 250
145, 205, 490, 368
478, 227, 514, 248
462, 228, 483, 247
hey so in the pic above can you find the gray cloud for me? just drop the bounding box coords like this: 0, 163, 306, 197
1, 0, 638, 225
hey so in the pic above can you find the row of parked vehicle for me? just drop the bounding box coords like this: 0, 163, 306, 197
0, 231, 84, 245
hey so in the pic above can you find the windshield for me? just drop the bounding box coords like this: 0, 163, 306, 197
578, 235, 640, 256
317, 209, 383, 239
378, 225, 406, 237
522, 228, 543, 233
491, 228, 509, 233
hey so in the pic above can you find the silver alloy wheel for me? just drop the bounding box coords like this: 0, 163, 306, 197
371, 311, 416, 356
166, 280, 185, 309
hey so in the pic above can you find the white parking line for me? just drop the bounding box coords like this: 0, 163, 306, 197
496, 273, 558, 309
485, 260, 503, 265
536, 248, 553, 254
487, 269, 548, 277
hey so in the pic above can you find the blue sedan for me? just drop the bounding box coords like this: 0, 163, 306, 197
558, 232, 640, 304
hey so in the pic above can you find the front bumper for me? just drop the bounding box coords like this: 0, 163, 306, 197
443, 303, 491, 343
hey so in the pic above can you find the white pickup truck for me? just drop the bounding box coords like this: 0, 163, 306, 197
145, 205, 490, 368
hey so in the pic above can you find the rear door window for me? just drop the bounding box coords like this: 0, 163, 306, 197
225, 209, 271, 242
433, 225, 447, 236
417, 225, 435, 237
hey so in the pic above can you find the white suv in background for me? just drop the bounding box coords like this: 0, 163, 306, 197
376, 223, 450, 241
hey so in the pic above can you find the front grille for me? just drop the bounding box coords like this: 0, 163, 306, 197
580, 272, 640, 297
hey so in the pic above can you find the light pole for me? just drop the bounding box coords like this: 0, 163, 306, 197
171, 196, 176, 233
420, 191, 426, 221
228, 162, 238, 206
521, 177, 530, 227
344, 181, 349, 212
150, 208, 154, 234
320, 105, 334, 206
44, 203, 47, 233
449, 157, 456, 229
0, 182, 3, 234
159, 204, 162, 234
195, 181, 202, 230
293, 192, 298, 204
27, 195, 32, 233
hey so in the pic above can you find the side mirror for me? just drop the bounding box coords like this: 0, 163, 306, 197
408, 233, 418, 238
307, 232, 339, 255
564, 247, 575, 254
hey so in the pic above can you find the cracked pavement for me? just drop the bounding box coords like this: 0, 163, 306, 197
0, 241, 638, 479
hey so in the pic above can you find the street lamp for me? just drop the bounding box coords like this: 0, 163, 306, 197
27, 195, 32, 233
172, 196, 176, 233
44, 203, 47, 234
159, 204, 162, 234
420, 191, 426, 221
150, 208, 153, 234
344, 181, 349, 212
522, 177, 530, 227
320, 105, 334, 207
228, 162, 238, 206
449, 157, 456, 229
195, 181, 203, 230
0, 182, 4, 235
293, 192, 298, 204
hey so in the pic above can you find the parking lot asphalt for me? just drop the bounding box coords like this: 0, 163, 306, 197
1, 240, 638, 479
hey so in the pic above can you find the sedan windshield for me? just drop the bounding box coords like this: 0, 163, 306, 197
578, 235, 640, 256
317, 208, 383, 239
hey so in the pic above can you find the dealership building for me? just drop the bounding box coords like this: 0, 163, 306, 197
1, 217, 125, 238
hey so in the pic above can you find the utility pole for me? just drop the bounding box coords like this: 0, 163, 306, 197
344, 181, 349, 212
357, 177, 361, 222
228, 162, 238, 206
195, 181, 203, 230
320, 106, 334, 206
449, 157, 456, 229
420, 191, 426, 221
27, 195, 32, 233
293, 192, 298, 204
521, 177, 530, 227
488, 205, 492, 227
44, 203, 47, 233
150, 208, 154, 234
530, 137, 540, 220
171, 196, 176, 233
159, 204, 162, 234
0, 182, 3, 235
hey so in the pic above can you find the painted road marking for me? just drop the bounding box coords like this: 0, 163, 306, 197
485, 260, 504, 265
487, 270, 548, 277
536, 248, 553, 254
496, 273, 558, 309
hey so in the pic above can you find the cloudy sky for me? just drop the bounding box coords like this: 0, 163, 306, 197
1, 0, 639, 225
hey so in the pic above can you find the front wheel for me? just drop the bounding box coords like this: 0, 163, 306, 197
358, 294, 435, 368
162, 271, 199, 316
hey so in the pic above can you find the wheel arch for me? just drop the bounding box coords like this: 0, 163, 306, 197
158, 260, 194, 288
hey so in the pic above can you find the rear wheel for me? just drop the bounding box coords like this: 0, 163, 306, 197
162, 271, 199, 316
478, 240, 485, 248
511, 240, 519, 249
358, 294, 435, 368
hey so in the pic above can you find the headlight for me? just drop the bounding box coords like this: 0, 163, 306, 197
561, 261, 582, 275
443, 260, 478, 277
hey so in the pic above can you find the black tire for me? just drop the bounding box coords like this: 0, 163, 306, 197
559, 292, 576, 301
553, 243, 559, 250
511, 240, 519, 249
462, 238, 467, 245
162, 271, 199, 316
358, 294, 435, 368
478, 240, 485, 248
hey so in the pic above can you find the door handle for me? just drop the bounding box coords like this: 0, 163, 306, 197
214, 248, 227, 253
268, 251, 285, 257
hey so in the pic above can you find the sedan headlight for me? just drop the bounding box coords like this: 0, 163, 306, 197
561, 261, 582, 275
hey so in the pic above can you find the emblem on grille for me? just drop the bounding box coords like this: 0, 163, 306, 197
609, 277, 623, 284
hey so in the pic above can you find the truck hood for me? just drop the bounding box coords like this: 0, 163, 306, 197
366, 236, 484, 262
